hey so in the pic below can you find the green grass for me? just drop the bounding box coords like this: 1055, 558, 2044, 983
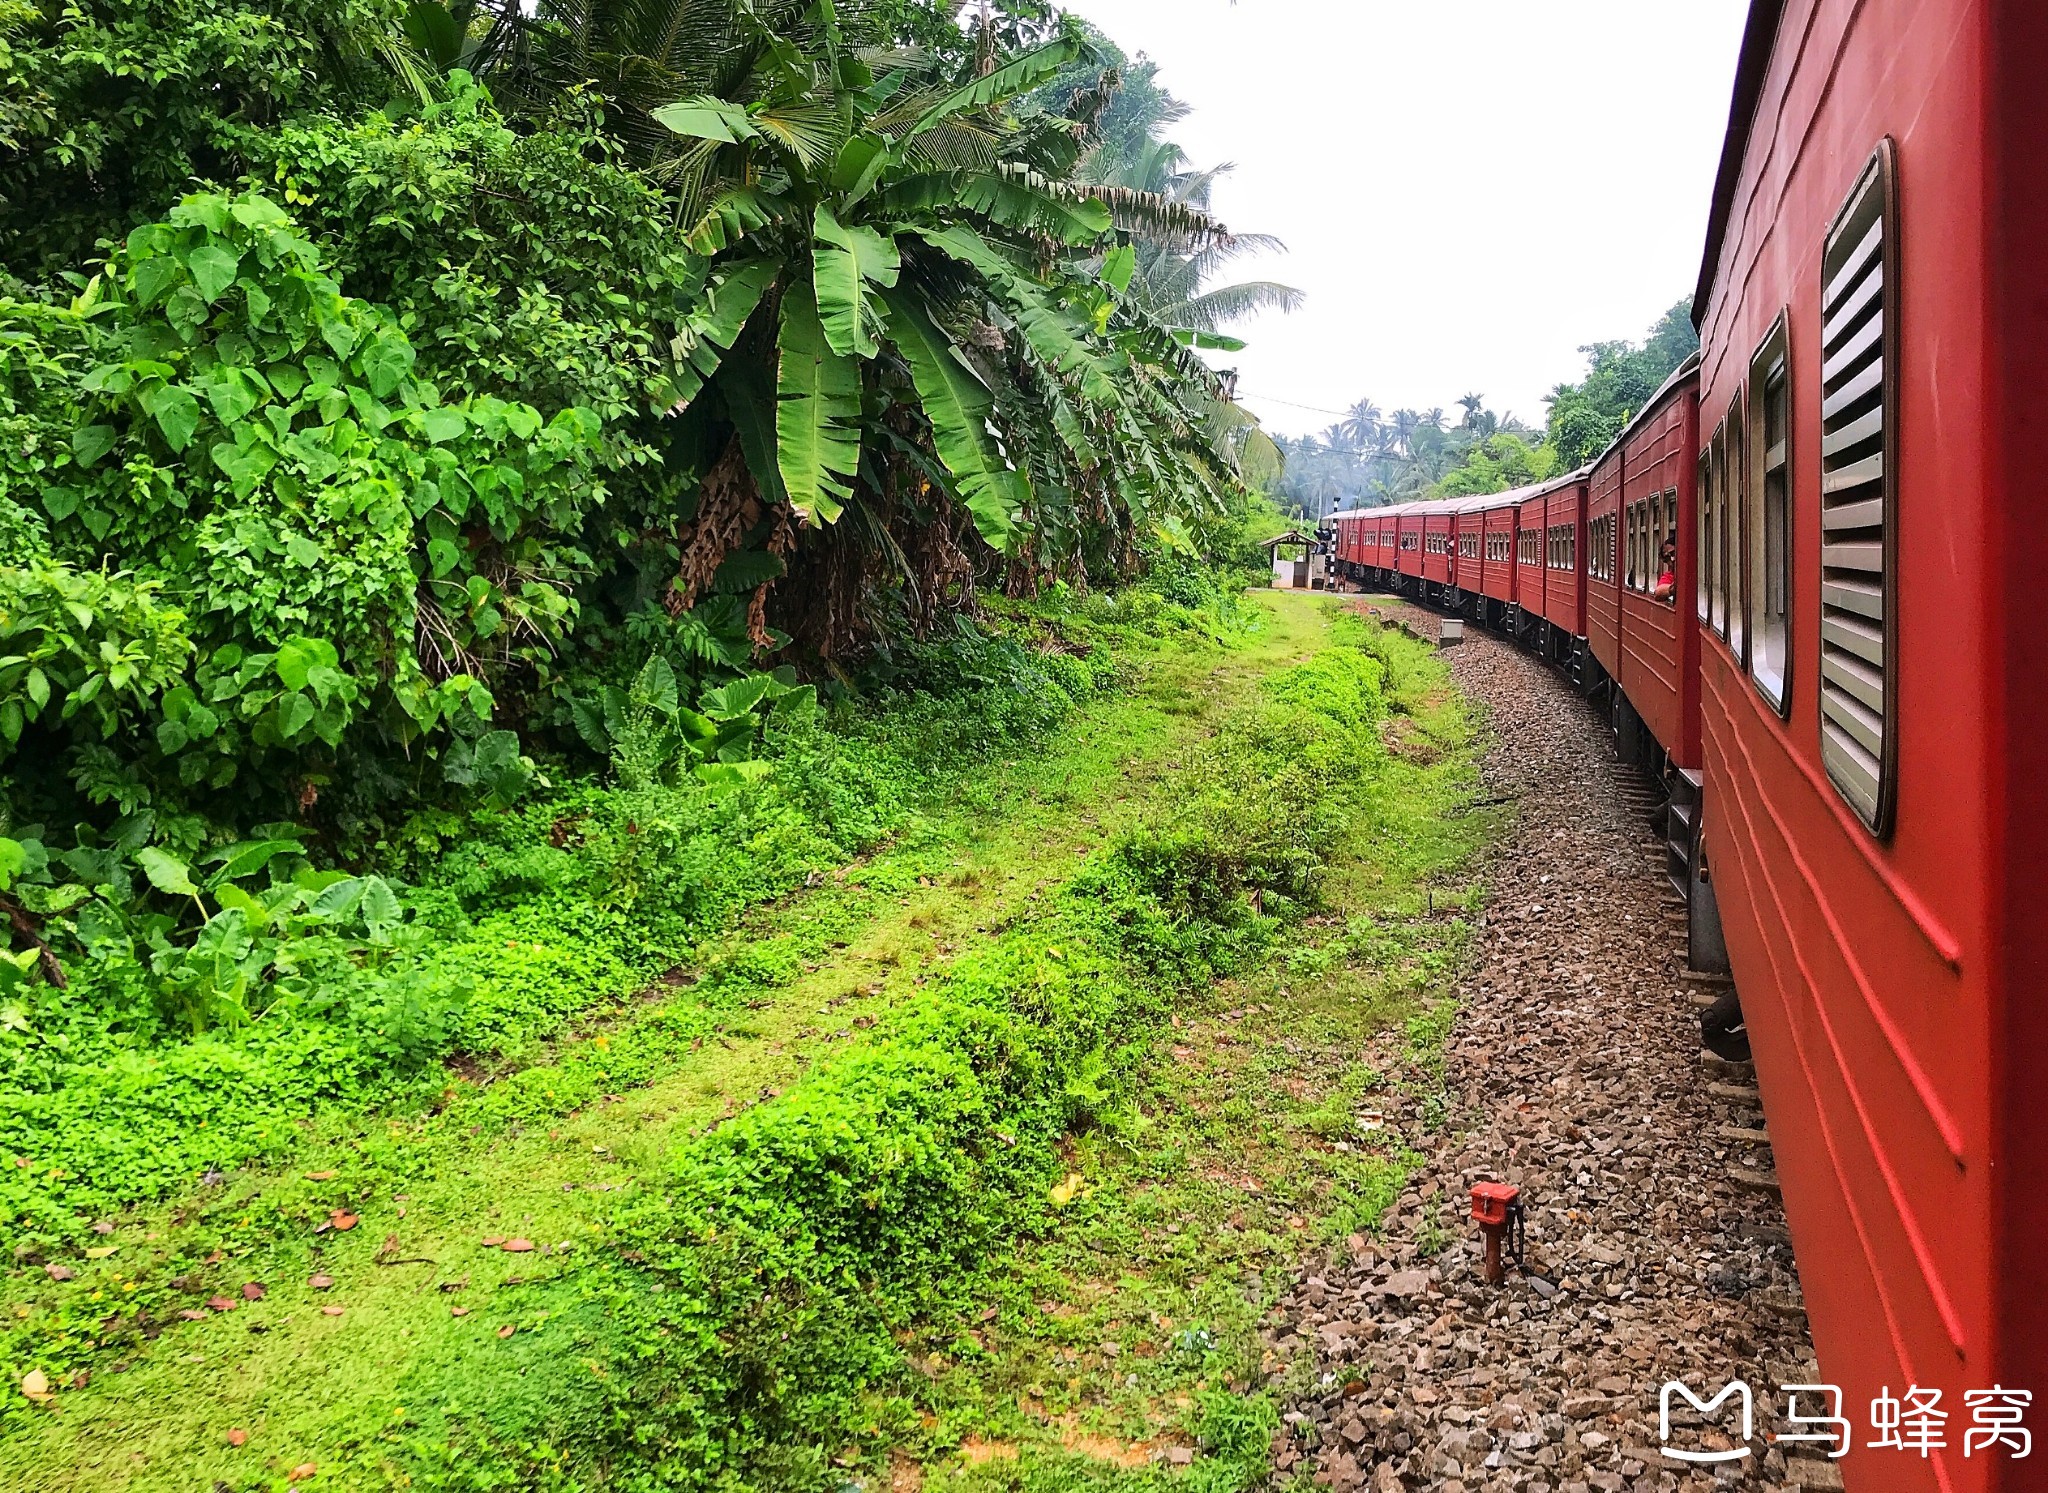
0, 595, 1499, 1493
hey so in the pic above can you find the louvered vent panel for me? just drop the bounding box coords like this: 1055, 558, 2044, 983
1817, 155, 1891, 831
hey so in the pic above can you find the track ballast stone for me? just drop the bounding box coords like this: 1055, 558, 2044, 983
1266, 604, 1817, 1493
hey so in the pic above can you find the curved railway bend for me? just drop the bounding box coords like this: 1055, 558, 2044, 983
1271, 600, 1821, 1493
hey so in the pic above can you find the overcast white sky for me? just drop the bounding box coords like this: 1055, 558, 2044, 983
1066, 0, 1751, 437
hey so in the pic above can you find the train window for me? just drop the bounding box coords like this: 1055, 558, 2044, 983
1727, 396, 1747, 658
1748, 316, 1792, 715
1708, 422, 1728, 637
1661, 489, 1679, 605
1817, 141, 1898, 834
1696, 451, 1712, 621
1624, 506, 1638, 589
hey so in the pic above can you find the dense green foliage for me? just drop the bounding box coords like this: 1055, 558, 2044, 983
0, 0, 1292, 1042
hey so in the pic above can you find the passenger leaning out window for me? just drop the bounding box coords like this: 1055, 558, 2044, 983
1651, 540, 1677, 602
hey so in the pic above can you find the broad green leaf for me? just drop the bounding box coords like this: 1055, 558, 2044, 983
1171, 327, 1246, 352
185, 243, 241, 304
129, 256, 180, 309
1101, 244, 1137, 295
417, 405, 465, 444
915, 224, 1114, 400
230, 197, 291, 230
72, 425, 117, 468
775, 277, 862, 526
203, 839, 302, 888
811, 207, 899, 359
686, 188, 780, 257
900, 34, 1089, 146
199, 368, 261, 425
829, 135, 892, 206
275, 693, 316, 739
650, 96, 760, 144
671, 258, 778, 404
173, 196, 230, 234
359, 875, 401, 932
135, 846, 199, 898
880, 287, 1025, 549
309, 876, 365, 919
633, 654, 679, 717
361, 332, 416, 399
401, 0, 463, 66
880, 171, 1110, 245
141, 384, 201, 452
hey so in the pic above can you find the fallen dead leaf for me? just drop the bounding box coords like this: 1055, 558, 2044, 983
308, 1274, 334, 1290
497, 1324, 516, 1338
177, 1309, 207, 1321
206, 1296, 236, 1312
328, 1211, 359, 1232
501, 1238, 534, 1253
289, 1461, 317, 1481
320, 1306, 344, 1317
42, 1265, 74, 1282
241, 1282, 266, 1300
304, 1171, 337, 1181
20, 1369, 51, 1403
480, 1235, 505, 1248
450, 1306, 471, 1317
1048, 1172, 1085, 1207
226, 1428, 249, 1447
90, 1220, 114, 1235
84, 1246, 116, 1259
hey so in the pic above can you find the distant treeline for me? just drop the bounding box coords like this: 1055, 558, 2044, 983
1270, 301, 1699, 518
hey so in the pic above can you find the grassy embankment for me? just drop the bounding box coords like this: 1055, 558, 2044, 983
0, 593, 1494, 1493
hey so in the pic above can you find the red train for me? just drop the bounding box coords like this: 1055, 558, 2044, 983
1329, 2, 2048, 1487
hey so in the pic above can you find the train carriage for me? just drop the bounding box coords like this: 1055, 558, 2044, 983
1394, 507, 1424, 583
1513, 486, 1548, 643
1420, 501, 1455, 596
1587, 443, 1624, 698
1687, 2, 2048, 1488
1479, 496, 1519, 627
1539, 472, 1590, 661
1617, 361, 1702, 772
1445, 494, 1491, 609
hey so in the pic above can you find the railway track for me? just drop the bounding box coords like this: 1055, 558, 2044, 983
1267, 602, 1823, 1493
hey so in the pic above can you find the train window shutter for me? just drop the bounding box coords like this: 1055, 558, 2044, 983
1696, 453, 1712, 619
1728, 404, 1747, 658
1818, 141, 1898, 835
1749, 317, 1793, 714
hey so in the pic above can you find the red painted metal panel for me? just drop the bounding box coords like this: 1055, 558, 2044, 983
1396, 510, 1423, 579
1541, 478, 1588, 636
1989, 0, 2048, 1419
1588, 448, 1622, 679
1618, 378, 1701, 767
1515, 494, 1546, 617
1482, 504, 1517, 602
1693, 4, 2014, 1489
1423, 512, 1453, 585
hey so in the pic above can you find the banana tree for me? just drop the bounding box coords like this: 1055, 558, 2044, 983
636, 5, 1253, 572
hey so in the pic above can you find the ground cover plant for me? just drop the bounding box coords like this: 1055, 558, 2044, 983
0, 597, 1498, 1493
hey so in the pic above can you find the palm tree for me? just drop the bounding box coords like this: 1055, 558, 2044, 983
1338, 398, 1382, 454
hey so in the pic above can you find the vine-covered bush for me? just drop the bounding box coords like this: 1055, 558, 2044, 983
2, 190, 606, 827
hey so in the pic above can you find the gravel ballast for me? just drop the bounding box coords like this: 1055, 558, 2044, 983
1265, 602, 1820, 1493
